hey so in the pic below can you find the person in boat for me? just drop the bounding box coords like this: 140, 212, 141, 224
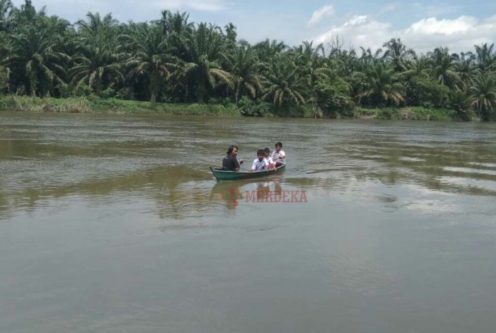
271, 142, 286, 167
264, 147, 275, 169
251, 149, 269, 171
222, 145, 243, 171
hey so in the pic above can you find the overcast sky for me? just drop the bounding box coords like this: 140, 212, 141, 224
11, 0, 496, 53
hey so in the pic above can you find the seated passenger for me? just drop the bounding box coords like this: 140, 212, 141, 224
270, 142, 286, 167
222, 145, 243, 171
251, 149, 269, 171
264, 147, 275, 169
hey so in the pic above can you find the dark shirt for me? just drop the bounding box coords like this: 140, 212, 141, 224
222, 155, 240, 171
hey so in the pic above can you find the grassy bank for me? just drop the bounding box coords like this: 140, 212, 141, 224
352, 106, 474, 121
0, 95, 474, 121
0, 96, 241, 116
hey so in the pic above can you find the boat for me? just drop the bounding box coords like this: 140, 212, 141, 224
210, 165, 286, 181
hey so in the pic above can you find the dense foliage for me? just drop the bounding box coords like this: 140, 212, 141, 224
1, 0, 496, 120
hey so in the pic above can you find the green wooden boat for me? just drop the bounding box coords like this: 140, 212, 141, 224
210, 165, 286, 181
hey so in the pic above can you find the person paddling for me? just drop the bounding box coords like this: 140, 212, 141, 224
251, 149, 269, 171
271, 142, 286, 167
222, 145, 243, 171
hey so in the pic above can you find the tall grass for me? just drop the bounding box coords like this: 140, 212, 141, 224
0, 95, 471, 121
0, 96, 241, 116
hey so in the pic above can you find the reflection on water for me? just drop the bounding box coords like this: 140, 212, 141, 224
210, 180, 244, 210
0, 115, 496, 218
1, 115, 496, 218
1, 113, 496, 333
210, 177, 285, 210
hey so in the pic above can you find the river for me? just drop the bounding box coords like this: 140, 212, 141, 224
1, 112, 495, 333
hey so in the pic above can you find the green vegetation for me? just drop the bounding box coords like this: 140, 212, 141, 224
0, 0, 495, 120
353, 107, 458, 121
0, 95, 240, 116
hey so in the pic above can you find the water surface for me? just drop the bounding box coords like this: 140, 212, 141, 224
1, 113, 496, 333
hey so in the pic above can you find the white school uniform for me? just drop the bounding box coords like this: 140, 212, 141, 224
251, 158, 268, 171
271, 149, 286, 164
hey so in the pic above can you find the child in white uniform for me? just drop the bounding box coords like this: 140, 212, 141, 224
270, 142, 286, 167
264, 147, 275, 169
251, 149, 269, 171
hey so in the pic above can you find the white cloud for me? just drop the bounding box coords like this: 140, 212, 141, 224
314, 15, 392, 50
402, 15, 496, 53
308, 4, 335, 26
313, 14, 496, 53
407, 16, 477, 35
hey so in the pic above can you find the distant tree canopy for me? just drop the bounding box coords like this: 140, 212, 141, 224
1, 0, 496, 120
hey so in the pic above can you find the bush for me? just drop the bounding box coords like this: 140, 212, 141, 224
100, 88, 117, 99
352, 107, 395, 119
72, 84, 93, 97
238, 97, 274, 117
407, 107, 454, 121
0, 66, 8, 93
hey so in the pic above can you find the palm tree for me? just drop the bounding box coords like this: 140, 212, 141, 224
291, 42, 341, 115
174, 23, 233, 102
254, 39, 287, 61
0, 63, 7, 92
121, 23, 176, 102
470, 74, 496, 121
76, 12, 119, 47
224, 22, 237, 47
449, 90, 472, 121
430, 48, 461, 89
359, 47, 383, 69
400, 56, 444, 106
70, 12, 123, 95
293, 41, 325, 61
222, 43, 262, 103
8, 17, 69, 96
474, 43, 495, 72
382, 38, 415, 72
261, 55, 306, 108
158, 10, 193, 59
313, 66, 352, 116
159, 10, 193, 38
0, 23, 9, 60
69, 45, 123, 95
9, 0, 40, 29
453, 52, 476, 89
360, 63, 404, 106
328, 47, 360, 77
0, 0, 13, 31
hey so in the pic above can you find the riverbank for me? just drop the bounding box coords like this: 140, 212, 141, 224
0, 96, 476, 121
0, 96, 241, 117
351, 106, 466, 121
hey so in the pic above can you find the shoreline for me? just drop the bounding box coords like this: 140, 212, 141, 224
0, 96, 476, 121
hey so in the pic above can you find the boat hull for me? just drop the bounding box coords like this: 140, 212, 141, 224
210, 165, 286, 181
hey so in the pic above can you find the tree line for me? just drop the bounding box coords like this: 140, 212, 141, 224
1, 0, 496, 120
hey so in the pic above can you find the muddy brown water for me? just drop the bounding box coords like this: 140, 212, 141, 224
1, 112, 496, 333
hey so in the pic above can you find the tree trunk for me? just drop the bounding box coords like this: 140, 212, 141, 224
197, 81, 206, 103
235, 84, 241, 104
6, 68, 10, 94
150, 72, 160, 103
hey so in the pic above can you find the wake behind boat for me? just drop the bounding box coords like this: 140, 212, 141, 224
210, 164, 286, 181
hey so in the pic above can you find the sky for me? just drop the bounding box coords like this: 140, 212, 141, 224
11, 0, 496, 53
